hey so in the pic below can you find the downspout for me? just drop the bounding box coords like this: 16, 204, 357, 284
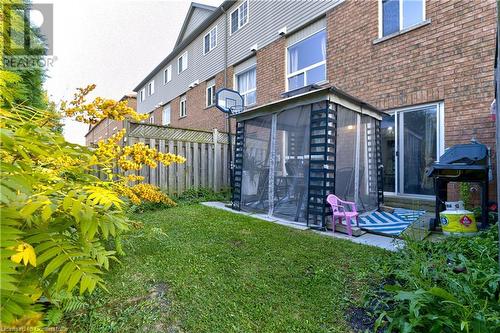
495, 0, 500, 271
223, 7, 228, 88
222, 6, 229, 135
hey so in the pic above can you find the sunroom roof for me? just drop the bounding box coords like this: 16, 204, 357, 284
235, 86, 386, 121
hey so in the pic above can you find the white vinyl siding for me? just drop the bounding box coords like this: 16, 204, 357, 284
135, 1, 344, 114
178, 52, 188, 73
203, 26, 217, 55
163, 65, 172, 84
379, 0, 425, 37
179, 95, 187, 117
206, 79, 216, 107
286, 29, 326, 91
235, 66, 256, 106
162, 104, 171, 126
230, 0, 248, 35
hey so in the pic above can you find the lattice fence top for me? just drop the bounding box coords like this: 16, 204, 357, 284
128, 122, 229, 144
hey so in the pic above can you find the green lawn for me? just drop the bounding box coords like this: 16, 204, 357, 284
66, 205, 390, 333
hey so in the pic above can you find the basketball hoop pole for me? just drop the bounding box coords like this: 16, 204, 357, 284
214, 88, 243, 207
227, 113, 234, 197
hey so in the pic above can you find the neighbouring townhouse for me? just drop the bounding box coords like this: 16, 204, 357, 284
85, 93, 137, 146
133, 0, 496, 212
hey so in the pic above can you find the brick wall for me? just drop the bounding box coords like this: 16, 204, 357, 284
165, 69, 233, 132
131, 0, 497, 200
326, 0, 497, 197
256, 37, 286, 105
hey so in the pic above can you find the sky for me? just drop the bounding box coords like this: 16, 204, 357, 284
38, 0, 223, 145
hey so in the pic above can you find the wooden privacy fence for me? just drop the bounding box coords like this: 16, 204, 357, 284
127, 122, 230, 195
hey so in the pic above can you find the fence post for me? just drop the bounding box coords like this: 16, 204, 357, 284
168, 140, 175, 196
213, 129, 219, 191
159, 139, 166, 190
149, 138, 156, 186
177, 141, 185, 194
193, 142, 200, 189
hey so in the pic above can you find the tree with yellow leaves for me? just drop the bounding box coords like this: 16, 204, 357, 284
0, 81, 185, 329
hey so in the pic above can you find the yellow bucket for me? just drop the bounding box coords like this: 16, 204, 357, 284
440, 210, 478, 235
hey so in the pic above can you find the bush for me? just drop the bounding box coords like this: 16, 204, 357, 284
174, 187, 231, 205
370, 227, 500, 332
0, 82, 185, 328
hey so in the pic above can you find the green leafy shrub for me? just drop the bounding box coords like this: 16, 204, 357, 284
0, 87, 184, 328
174, 187, 231, 205
370, 227, 500, 332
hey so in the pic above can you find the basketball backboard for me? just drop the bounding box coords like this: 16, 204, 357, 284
215, 88, 244, 115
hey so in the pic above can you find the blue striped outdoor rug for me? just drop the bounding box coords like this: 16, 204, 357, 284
356, 209, 426, 236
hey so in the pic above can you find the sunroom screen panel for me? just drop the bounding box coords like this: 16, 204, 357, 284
272, 106, 310, 222
240, 115, 273, 214
359, 115, 379, 212
334, 106, 358, 204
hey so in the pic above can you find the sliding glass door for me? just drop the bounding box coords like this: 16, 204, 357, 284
382, 103, 444, 196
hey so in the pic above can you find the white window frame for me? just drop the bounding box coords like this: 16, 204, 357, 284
163, 65, 172, 84
206, 82, 216, 107
139, 88, 146, 102
178, 51, 188, 74
230, 0, 249, 36
378, 0, 426, 38
383, 102, 444, 199
162, 104, 171, 126
149, 114, 155, 124
179, 95, 187, 118
203, 26, 218, 55
285, 28, 327, 92
234, 65, 256, 107
147, 80, 155, 96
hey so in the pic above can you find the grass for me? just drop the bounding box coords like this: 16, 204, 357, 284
66, 204, 390, 333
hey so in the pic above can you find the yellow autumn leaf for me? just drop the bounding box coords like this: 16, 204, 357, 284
10, 242, 37, 267
30, 288, 43, 302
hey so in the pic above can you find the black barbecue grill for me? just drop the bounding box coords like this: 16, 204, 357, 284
426, 142, 490, 230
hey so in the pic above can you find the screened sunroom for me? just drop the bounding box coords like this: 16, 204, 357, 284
231, 87, 386, 229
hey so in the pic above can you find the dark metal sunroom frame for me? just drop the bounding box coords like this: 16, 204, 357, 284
232, 86, 386, 229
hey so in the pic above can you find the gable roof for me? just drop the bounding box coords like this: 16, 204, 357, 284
133, 1, 235, 92
174, 2, 218, 47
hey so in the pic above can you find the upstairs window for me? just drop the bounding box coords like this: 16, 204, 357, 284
235, 66, 256, 106
206, 79, 216, 107
179, 95, 187, 117
204, 26, 217, 54
164, 65, 172, 84
162, 104, 171, 126
381, 0, 425, 37
287, 29, 326, 91
147, 80, 155, 96
178, 51, 188, 73
149, 114, 155, 124
230, 0, 248, 35
139, 88, 145, 102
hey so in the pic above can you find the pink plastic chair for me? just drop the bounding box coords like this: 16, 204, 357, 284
326, 194, 359, 236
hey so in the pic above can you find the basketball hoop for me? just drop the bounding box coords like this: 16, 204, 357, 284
214, 88, 245, 209
215, 88, 244, 115
229, 105, 245, 116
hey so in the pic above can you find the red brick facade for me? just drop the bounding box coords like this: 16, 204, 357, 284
156, 69, 234, 132
325, 0, 496, 197
327, 0, 496, 147
132, 0, 497, 198
256, 37, 286, 105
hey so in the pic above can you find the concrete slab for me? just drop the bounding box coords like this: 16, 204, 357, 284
201, 202, 401, 251
315, 229, 403, 251
201, 202, 249, 215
